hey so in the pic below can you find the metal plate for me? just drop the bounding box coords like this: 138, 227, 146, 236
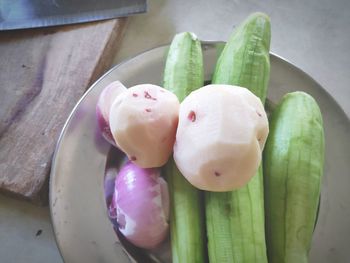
50, 42, 350, 263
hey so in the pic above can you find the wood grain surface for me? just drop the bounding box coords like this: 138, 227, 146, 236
0, 18, 127, 204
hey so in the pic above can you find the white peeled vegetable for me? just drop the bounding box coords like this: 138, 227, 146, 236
109, 84, 180, 168
174, 84, 269, 192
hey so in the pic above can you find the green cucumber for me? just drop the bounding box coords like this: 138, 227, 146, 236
263, 92, 325, 263
212, 12, 271, 104
205, 12, 271, 263
163, 32, 204, 102
163, 32, 206, 263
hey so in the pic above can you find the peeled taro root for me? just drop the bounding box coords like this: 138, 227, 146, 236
109, 84, 180, 168
96, 81, 127, 146
109, 161, 169, 249
174, 84, 269, 192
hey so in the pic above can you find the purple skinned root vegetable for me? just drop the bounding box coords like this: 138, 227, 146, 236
109, 161, 169, 249
109, 84, 179, 168
96, 81, 127, 147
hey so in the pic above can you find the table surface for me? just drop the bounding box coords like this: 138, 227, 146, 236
1, 0, 349, 262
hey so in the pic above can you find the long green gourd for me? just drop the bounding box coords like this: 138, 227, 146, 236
163, 32, 206, 263
263, 92, 325, 263
205, 12, 271, 262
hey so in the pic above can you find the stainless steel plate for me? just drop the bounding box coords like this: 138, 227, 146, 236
50, 42, 350, 263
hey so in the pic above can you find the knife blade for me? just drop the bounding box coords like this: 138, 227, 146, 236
0, 0, 147, 31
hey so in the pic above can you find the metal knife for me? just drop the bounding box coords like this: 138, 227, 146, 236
0, 0, 147, 31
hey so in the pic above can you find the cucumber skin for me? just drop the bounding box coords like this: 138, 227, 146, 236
163, 32, 204, 102
263, 92, 325, 263
206, 166, 266, 263
164, 160, 206, 263
163, 32, 206, 263
206, 12, 271, 263
212, 12, 271, 104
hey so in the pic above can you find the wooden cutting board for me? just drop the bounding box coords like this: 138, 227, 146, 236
0, 18, 127, 204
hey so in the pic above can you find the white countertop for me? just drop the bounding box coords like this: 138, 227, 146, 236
114, 0, 350, 116
1, 0, 349, 262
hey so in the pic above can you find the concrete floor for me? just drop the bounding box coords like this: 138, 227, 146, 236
0, 194, 62, 263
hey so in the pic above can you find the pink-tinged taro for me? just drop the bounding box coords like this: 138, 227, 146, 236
174, 84, 269, 192
96, 81, 127, 147
109, 84, 179, 168
109, 161, 169, 249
